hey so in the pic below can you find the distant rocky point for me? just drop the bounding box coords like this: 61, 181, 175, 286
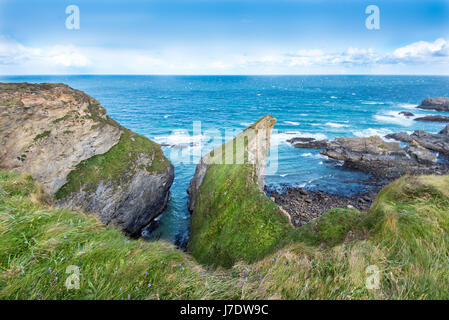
417, 97, 449, 112
414, 115, 449, 123
287, 137, 328, 149
0, 82, 174, 236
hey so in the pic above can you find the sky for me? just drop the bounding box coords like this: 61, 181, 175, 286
0, 0, 449, 75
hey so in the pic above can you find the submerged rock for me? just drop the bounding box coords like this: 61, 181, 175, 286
417, 97, 449, 112
414, 115, 449, 123
0, 83, 174, 236
321, 136, 445, 178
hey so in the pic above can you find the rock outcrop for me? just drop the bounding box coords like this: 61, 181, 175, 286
187, 115, 293, 267
287, 137, 328, 149
399, 111, 414, 117
321, 136, 446, 178
417, 97, 449, 112
0, 82, 174, 236
385, 125, 449, 155
414, 115, 449, 123
188, 115, 276, 212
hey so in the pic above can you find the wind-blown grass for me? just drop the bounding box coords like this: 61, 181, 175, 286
1, 170, 448, 299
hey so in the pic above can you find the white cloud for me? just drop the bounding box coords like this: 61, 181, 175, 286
383, 38, 449, 64
0, 35, 448, 75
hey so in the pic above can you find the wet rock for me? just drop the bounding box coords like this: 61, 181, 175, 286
414, 115, 449, 123
287, 137, 328, 149
321, 136, 446, 179
399, 111, 415, 117
417, 97, 449, 112
266, 186, 375, 227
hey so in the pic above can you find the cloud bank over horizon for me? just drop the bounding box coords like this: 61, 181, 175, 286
1, 0, 448, 75
1, 36, 448, 75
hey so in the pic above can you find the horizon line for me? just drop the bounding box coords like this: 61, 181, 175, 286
1, 74, 449, 77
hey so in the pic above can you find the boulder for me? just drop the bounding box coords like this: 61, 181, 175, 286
0, 83, 174, 236
417, 97, 449, 112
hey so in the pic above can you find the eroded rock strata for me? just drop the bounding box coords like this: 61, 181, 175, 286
0, 82, 174, 236
321, 136, 447, 179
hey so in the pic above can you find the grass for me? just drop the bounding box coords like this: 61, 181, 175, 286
55, 129, 170, 200
0, 171, 448, 299
54, 101, 170, 201
189, 163, 292, 268
33, 130, 51, 142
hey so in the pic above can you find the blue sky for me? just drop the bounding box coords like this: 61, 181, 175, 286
1, 0, 449, 74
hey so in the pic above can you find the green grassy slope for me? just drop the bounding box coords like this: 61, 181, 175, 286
1, 171, 448, 299
189, 163, 292, 268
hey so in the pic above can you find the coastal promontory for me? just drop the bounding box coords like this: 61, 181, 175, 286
187, 115, 293, 267
0, 83, 174, 236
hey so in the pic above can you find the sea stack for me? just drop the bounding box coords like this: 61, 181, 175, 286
0, 83, 174, 236
187, 115, 292, 267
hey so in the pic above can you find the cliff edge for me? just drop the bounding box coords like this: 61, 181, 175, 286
0, 82, 174, 236
187, 115, 292, 267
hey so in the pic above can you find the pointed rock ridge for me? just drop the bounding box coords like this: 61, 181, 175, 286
187, 115, 293, 267
0, 82, 174, 236
417, 97, 449, 112
187, 114, 276, 212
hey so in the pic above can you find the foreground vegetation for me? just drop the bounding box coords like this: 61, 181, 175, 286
1, 170, 448, 299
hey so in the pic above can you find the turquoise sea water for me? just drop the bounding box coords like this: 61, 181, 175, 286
2, 75, 449, 245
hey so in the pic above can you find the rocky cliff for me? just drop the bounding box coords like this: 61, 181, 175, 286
187, 115, 292, 267
0, 83, 174, 236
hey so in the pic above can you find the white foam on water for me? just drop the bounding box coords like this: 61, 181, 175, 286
330, 96, 337, 99
280, 174, 288, 177
300, 153, 327, 159
271, 131, 328, 146
154, 131, 208, 146
352, 128, 393, 137
374, 110, 414, 126
361, 101, 385, 105
397, 103, 418, 110
325, 122, 349, 128
284, 121, 300, 126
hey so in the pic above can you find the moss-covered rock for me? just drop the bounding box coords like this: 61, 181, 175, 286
187, 115, 293, 267
0, 82, 174, 236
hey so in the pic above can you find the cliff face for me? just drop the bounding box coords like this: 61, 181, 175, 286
187, 115, 292, 267
0, 83, 174, 236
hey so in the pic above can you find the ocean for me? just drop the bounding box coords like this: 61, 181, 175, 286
2, 75, 449, 245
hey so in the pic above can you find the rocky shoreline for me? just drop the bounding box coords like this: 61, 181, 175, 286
278, 96, 449, 227
265, 185, 377, 227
